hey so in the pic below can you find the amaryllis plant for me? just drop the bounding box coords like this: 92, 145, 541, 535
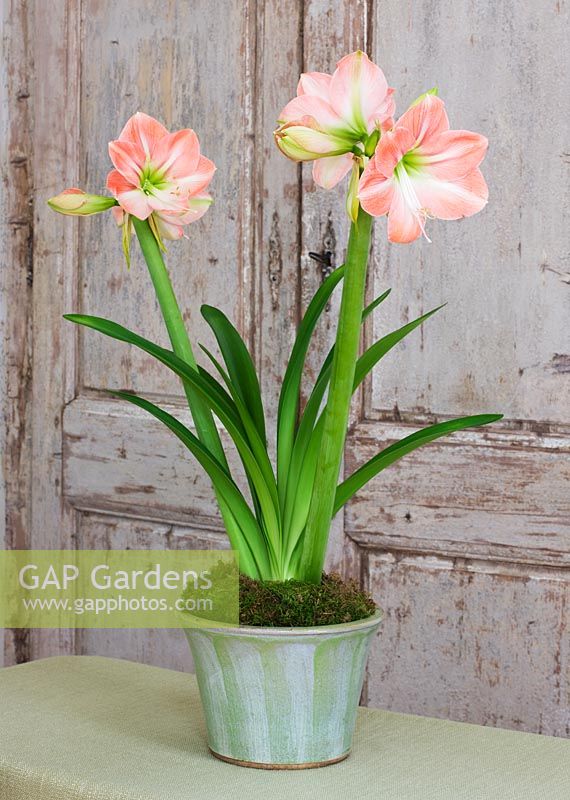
49, 52, 500, 584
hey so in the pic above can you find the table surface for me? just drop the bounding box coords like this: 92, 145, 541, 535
0, 656, 568, 800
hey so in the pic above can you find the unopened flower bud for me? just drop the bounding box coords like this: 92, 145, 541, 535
47, 188, 117, 216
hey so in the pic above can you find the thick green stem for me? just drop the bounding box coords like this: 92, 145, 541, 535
299, 207, 373, 583
132, 218, 226, 463
132, 218, 260, 578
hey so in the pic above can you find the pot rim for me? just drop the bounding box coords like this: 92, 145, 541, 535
185, 608, 383, 637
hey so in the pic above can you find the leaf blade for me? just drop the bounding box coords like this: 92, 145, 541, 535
276, 265, 345, 505
282, 287, 393, 540
65, 314, 282, 569
334, 414, 503, 513
110, 389, 270, 578
353, 304, 445, 390
201, 305, 266, 443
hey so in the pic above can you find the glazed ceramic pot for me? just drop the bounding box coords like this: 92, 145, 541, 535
184, 610, 382, 769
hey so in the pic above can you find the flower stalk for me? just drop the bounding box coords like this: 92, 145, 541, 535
299, 204, 373, 583
131, 219, 198, 375
132, 218, 260, 578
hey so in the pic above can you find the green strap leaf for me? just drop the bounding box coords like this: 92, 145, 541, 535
282, 415, 324, 570
295, 288, 393, 457
66, 313, 245, 430
202, 305, 266, 444
353, 304, 445, 390
199, 343, 267, 524
334, 414, 503, 514
288, 297, 438, 510
110, 390, 270, 579
276, 265, 345, 506
363, 288, 392, 319
65, 314, 282, 567
198, 342, 270, 469
197, 343, 278, 518
280, 288, 391, 562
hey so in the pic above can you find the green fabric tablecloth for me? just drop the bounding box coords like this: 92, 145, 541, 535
0, 656, 568, 799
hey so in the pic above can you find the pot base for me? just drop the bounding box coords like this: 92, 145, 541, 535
209, 747, 350, 770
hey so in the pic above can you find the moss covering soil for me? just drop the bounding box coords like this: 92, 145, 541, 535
239, 572, 377, 627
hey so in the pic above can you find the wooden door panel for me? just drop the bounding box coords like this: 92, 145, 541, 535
28, 0, 305, 668
346, 0, 570, 737
367, 0, 570, 423
79, 0, 251, 396
1, 0, 35, 665
74, 512, 229, 670
63, 396, 247, 526
345, 423, 570, 563
47, 0, 265, 666
363, 552, 569, 737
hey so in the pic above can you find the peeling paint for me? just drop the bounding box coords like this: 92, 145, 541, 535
550, 354, 570, 374
267, 210, 282, 310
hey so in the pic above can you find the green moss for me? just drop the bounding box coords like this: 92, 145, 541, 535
239, 572, 377, 627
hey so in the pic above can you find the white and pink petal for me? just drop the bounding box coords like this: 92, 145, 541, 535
297, 72, 333, 102
111, 206, 125, 226
152, 212, 186, 240
396, 94, 449, 148
108, 140, 144, 185
174, 155, 216, 195
414, 168, 488, 220
371, 87, 396, 132
151, 129, 201, 179
106, 169, 152, 219
386, 185, 423, 243
116, 190, 153, 219
118, 112, 169, 157
146, 187, 191, 214
329, 51, 390, 135
358, 163, 395, 217
372, 126, 416, 178
419, 130, 488, 181
152, 195, 212, 240
177, 194, 213, 223
312, 153, 354, 189
278, 95, 343, 133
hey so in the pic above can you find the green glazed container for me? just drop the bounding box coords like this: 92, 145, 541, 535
184, 610, 382, 769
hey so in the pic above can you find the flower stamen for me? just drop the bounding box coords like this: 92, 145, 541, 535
394, 161, 432, 242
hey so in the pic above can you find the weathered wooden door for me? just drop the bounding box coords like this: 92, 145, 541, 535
2, 0, 569, 736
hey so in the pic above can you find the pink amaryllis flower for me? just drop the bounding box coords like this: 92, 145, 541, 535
358, 94, 488, 243
106, 111, 215, 241
275, 51, 395, 190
